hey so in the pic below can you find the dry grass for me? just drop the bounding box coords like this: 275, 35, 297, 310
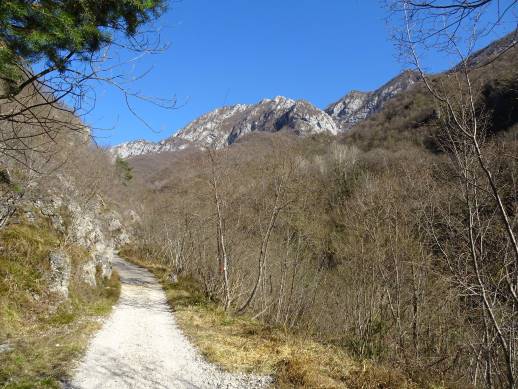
120, 249, 419, 389
0, 223, 121, 388
174, 304, 415, 389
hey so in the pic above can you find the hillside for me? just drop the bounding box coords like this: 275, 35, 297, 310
120, 29, 518, 388
0, 69, 138, 387
2, 3, 518, 387
325, 70, 420, 129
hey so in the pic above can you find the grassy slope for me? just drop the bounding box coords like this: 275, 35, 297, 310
0, 223, 120, 389
120, 248, 419, 389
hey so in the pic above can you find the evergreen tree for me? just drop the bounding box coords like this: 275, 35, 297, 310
0, 0, 166, 96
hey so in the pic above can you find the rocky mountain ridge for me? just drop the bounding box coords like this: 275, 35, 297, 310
110, 138, 191, 159
111, 29, 516, 160
106, 69, 427, 159
110, 71, 419, 159
110, 96, 339, 159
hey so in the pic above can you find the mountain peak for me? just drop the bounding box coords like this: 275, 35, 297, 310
110, 96, 338, 159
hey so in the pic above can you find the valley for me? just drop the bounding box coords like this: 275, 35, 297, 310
0, 1, 517, 388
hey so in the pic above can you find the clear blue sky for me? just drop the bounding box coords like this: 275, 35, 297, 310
86, 0, 514, 146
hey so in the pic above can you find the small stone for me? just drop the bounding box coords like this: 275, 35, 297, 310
49, 250, 71, 298
0, 342, 12, 354
25, 211, 36, 224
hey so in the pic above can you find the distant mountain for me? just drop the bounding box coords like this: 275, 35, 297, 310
111, 96, 338, 158
325, 70, 420, 130
110, 30, 517, 160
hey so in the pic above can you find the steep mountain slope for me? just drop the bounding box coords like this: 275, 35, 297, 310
463, 29, 517, 68
346, 31, 518, 151
111, 96, 338, 158
325, 70, 420, 130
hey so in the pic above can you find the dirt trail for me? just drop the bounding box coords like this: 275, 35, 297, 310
69, 255, 270, 389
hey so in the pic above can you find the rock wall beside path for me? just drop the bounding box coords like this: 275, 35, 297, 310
15, 174, 137, 292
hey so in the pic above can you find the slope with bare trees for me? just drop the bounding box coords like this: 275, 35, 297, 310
124, 27, 518, 388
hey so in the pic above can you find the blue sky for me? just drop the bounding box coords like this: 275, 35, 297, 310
86, 0, 515, 146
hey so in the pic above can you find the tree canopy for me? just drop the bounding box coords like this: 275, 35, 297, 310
0, 0, 166, 96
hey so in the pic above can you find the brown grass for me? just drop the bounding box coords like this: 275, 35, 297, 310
0, 223, 121, 388
120, 248, 419, 389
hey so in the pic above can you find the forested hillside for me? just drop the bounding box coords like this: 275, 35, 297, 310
124, 30, 518, 388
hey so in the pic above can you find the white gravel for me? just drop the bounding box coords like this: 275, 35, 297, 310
69, 255, 271, 389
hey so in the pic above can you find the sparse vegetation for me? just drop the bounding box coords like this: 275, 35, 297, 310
121, 248, 418, 388
0, 222, 121, 388
124, 38, 518, 386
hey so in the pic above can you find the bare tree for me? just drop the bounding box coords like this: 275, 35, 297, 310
391, 1, 518, 386
207, 148, 231, 310
238, 145, 295, 314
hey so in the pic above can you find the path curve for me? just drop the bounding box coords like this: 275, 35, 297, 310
70, 255, 270, 389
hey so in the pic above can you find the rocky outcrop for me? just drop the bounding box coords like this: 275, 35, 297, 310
81, 260, 97, 287
34, 197, 65, 233
0, 169, 22, 229
223, 97, 338, 146
21, 175, 135, 288
325, 91, 372, 128
49, 250, 71, 298
325, 70, 420, 130
65, 198, 132, 281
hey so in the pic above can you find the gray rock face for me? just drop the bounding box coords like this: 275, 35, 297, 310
28, 176, 133, 287
0, 341, 13, 354
222, 97, 338, 146
92, 242, 113, 279
0, 191, 22, 229
49, 250, 71, 298
66, 200, 117, 279
174, 95, 338, 149
107, 212, 131, 247
34, 197, 65, 232
24, 210, 36, 224
326, 70, 420, 130
110, 96, 338, 158
325, 90, 372, 127
81, 260, 97, 287
109, 138, 191, 160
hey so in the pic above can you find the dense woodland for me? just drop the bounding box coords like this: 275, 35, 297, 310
124, 38, 518, 388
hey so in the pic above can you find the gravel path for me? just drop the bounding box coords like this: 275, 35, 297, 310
69, 255, 271, 389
